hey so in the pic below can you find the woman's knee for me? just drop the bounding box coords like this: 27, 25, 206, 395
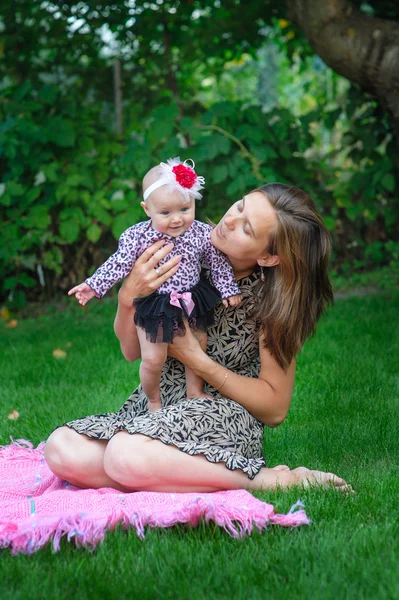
103, 433, 153, 485
44, 427, 100, 479
45, 427, 74, 468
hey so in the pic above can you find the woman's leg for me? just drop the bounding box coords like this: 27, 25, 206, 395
44, 426, 130, 491
137, 328, 168, 411
104, 432, 352, 493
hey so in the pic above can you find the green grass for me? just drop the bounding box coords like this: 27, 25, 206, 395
1, 291, 398, 600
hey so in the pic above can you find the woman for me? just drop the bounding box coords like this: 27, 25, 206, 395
45, 183, 351, 493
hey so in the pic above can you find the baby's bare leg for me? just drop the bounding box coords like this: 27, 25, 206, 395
185, 330, 213, 399
137, 328, 168, 411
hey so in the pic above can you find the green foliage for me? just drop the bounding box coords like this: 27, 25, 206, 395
0, 82, 142, 307
300, 85, 399, 271
1, 1, 398, 306
331, 263, 399, 293
1, 75, 398, 307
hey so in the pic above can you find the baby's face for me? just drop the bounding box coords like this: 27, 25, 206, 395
141, 189, 195, 237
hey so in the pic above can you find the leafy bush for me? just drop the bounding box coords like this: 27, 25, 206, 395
0, 82, 141, 308
1, 82, 398, 308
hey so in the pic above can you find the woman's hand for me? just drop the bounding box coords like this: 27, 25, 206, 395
115, 240, 181, 362
118, 239, 181, 307
167, 325, 204, 369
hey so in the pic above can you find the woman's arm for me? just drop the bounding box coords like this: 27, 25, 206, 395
113, 240, 182, 361
168, 329, 295, 427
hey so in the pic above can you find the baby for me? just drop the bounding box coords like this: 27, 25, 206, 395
69, 158, 241, 410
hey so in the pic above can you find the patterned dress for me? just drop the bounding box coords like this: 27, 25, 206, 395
64, 270, 267, 480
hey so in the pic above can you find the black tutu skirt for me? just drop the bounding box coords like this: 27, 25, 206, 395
134, 279, 222, 344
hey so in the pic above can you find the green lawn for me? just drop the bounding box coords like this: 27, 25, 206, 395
1, 290, 398, 600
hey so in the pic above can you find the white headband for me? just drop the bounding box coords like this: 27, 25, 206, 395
143, 157, 205, 203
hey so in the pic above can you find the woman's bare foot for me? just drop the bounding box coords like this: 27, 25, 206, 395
250, 466, 353, 493
291, 467, 353, 493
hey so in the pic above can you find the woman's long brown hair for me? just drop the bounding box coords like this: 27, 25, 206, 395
253, 183, 334, 371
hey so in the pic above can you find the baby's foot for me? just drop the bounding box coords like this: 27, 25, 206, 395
271, 465, 290, 471
186, 389, 214, 400
148, 400, 162, 412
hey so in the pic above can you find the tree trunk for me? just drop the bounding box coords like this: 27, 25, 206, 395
113, 58, 123, 136
286, 0, 399, 155
162, 14, 191, 145
162, 15, 180, 101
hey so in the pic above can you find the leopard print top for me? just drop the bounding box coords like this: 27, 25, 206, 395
85, 220, 241, 300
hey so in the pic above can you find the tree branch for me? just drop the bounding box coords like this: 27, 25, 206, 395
287, 0, 399, 128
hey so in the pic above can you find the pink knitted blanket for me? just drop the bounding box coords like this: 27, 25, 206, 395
0, 439, 309, 555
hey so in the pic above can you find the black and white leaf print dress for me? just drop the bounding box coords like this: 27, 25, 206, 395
64, 270, 266, 479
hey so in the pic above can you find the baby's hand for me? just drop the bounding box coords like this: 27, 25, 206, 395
68, 282, 97, 306
222, 294, 242, 308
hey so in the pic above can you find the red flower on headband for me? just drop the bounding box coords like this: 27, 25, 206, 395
172, 164, 197, 188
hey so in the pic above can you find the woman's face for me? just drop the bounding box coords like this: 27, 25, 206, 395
210, 191, 277, 262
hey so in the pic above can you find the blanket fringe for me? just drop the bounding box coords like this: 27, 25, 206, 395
0, 439, 45, 461
0, 498, 309, 555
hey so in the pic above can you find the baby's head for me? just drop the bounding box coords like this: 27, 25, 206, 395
141, 158, 205, 238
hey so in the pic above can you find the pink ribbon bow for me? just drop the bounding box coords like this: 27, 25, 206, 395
170, 291, 195, 315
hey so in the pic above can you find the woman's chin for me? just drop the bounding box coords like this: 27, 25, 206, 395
210, 227, 223, 250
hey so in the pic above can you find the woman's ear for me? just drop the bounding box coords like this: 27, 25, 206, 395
140, 201, 150, 217
257, 255, 280, 268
